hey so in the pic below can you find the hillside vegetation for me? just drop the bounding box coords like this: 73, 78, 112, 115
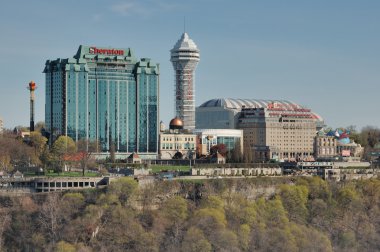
0, 177, 379, 251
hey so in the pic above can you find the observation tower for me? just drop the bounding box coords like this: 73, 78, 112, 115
27, 81, 37, 132
170, 33, 200, 131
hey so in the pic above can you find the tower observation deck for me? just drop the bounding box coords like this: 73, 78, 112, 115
170, 33, 200, 131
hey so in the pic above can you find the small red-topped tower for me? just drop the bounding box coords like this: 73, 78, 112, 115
27, 81, 37, 132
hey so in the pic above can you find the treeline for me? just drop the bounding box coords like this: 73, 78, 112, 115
0, 130, 100, 175
0, 177, 379, 251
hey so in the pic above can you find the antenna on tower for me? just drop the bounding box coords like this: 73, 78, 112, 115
184, 16, 186, 33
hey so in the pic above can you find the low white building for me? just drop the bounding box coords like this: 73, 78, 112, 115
159, 118, 196, 159
193, 129, 244, 156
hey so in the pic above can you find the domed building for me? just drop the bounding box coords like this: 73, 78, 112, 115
169, 117, 184, 131
159, 118, 196, 160
196, 98, 325, 162
196, 98, 324, 130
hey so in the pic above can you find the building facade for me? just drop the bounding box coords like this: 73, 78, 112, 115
314, 132, 337, 160
170, 33, 200, 131
159, 118, 196, 159
196, 98, 324, 130
159, 133, 196, 159
238, 105, 317, 162
193, 129, 244, 157
337, 142, 364, 159
44, 45, 159, 157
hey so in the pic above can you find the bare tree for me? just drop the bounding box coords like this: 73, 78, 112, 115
0, 208, 11, 251
38, 194, 63, 244
77, 139, 100, 176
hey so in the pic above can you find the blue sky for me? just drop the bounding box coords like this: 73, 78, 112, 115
0, 0, 379, 130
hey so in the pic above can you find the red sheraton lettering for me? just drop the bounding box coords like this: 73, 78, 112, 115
89, 47, 124, 56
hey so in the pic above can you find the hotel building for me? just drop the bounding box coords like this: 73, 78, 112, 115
44, 45, 159, 158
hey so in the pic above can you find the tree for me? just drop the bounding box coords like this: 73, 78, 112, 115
38, 194, 64, 243
161, 196, 188, 246
243, 143, 253, 163
0, 153, 11, 172
181, 227, 211, 252
210, 144, 227, 157
34, 121, 46, 132
29, 131, 48, 157
0, 132, 37, 169
77, 139, 99, 176
231, 141, 243, 163
278, 184, 309, 224
173, 151, 183, 159
51, 136, 76, 172
109, 141, 116, 163
52, 136, 76, 157
55, 241, 76, 252
0, 208, 11, 252
107, 177, 138, 205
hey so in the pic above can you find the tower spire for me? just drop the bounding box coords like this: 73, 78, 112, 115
184, 16, 186, 33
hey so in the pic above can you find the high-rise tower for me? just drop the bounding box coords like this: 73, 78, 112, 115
170, 33, 200, 131
44, 45, 159, 157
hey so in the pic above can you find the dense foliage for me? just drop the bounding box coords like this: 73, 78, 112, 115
0, 177, 379, 251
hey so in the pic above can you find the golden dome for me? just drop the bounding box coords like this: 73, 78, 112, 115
169, 117, 184, 129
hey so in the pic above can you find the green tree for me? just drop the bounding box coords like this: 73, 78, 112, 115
162, 196, 188, 245
52, 136, 76, 157
29, 131, 48, 157
51, 136, 76, 172
107, 177, 138, 205
162, 196, 188, 223
0, 153, 11, 172
238, 224, 251, 251
279, 184, 309, 224
55, 241, 76, 252
181, 227, 211, 252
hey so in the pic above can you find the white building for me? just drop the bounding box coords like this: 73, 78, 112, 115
193, 129, 244, 157
159, 118, 196, 159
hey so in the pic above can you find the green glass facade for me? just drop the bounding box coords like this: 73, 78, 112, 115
44, 45, 159, 156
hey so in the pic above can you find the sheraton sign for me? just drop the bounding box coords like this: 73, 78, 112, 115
89, 47, 124, 56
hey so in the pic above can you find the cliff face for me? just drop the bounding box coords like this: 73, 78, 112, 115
133, 177, 295, 210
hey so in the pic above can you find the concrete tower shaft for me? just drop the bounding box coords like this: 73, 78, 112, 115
170, 33, 200, 131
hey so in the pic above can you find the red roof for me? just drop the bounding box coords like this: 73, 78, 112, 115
63, 152, 86, 162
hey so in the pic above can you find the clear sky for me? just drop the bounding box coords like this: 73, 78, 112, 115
0, 0, 379, 130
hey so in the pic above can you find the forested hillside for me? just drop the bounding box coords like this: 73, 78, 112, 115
0, 177, 379, 251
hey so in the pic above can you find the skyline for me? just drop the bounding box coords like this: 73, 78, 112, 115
0, 0, 379, 130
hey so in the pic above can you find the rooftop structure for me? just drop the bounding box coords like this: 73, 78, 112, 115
197, 98, 324, 129
169, 117, 184, 130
